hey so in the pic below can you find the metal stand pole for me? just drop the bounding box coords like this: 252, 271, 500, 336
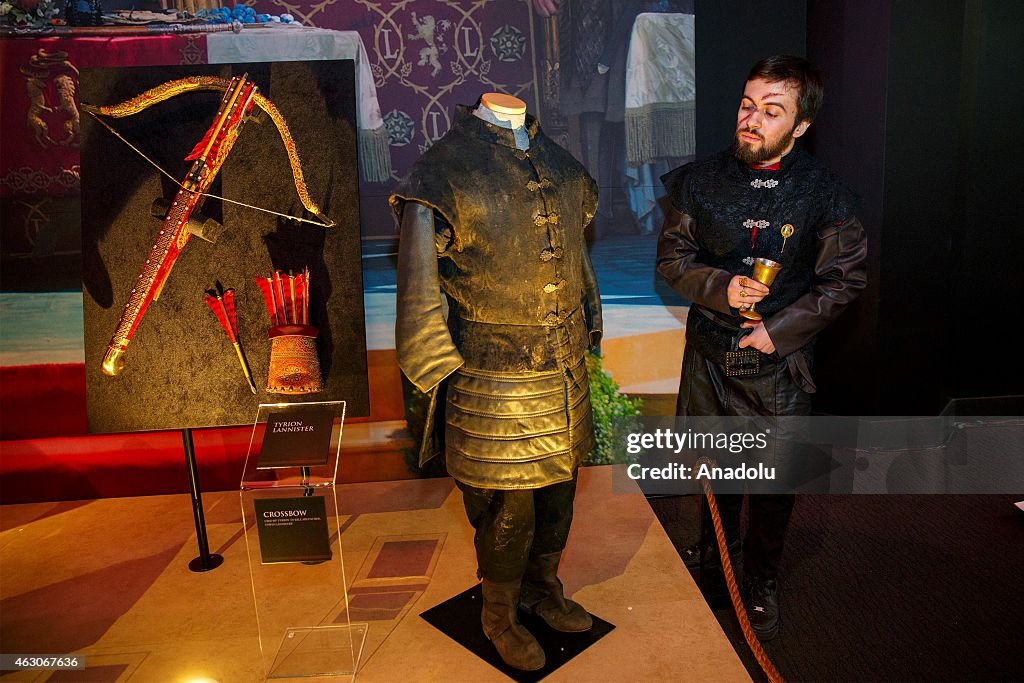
183, 427, 224, 572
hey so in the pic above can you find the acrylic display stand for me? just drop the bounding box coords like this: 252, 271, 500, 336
240, 400, 367, 679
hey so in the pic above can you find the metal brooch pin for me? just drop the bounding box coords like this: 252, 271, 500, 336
780, 223, 795, 254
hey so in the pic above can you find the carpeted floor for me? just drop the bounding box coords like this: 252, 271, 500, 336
648, 494, 1024, 682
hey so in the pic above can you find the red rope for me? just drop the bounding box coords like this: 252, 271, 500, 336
699, 470, 785, 683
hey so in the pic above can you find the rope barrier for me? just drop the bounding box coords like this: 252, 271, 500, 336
697, 459, 785, 683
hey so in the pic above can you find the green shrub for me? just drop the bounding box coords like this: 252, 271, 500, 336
584, 351, 643, 466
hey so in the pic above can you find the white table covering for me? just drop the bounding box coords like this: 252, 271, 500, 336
207, 26, 391, 181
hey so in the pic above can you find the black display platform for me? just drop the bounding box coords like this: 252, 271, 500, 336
420, 583, 614, 682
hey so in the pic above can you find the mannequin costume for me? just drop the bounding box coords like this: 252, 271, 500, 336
391, 102, 601, 670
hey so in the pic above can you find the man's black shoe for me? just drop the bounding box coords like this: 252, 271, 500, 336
682, 537, 741, 569
744, 577, 780, 641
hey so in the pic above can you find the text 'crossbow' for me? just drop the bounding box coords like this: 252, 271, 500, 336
83, 74, 335, 377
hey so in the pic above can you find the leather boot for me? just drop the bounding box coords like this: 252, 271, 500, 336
480, 578, 546, 671
521, 552, 593, 633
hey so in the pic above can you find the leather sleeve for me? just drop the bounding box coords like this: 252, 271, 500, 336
655, 202, 734, 314
763, 215, 868, 358
395, 201, 465, 393
581, 240, 603, 352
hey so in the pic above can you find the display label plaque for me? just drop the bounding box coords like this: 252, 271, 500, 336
253, 496, 332, 564
257, 408, 335, 469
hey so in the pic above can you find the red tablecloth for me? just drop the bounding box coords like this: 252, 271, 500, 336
1, 35, 209, 198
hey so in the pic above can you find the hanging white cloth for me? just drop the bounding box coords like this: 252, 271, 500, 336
623, 13, 696, 167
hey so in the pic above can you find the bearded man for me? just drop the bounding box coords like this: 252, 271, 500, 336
656, 55, 867, 640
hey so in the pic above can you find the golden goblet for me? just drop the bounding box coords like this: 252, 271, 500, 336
739, 257, 783, 321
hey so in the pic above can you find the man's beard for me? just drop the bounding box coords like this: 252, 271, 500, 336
731, 127, 795, 164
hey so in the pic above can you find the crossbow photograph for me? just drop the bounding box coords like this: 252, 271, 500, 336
79, 61, 370, 433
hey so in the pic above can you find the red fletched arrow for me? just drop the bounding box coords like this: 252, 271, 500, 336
204, 292, 236, 343
204, 285, 257, 394
185, 84, 253, 163
255, 276, 279, 325
295, 270, 308, 325
258, 269, 312, 327
222, 288, 239, 338
288, 271, 298, 325
273, 271, 288, 324
185, 126, 218, 163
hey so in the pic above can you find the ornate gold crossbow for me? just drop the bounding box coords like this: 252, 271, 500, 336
82, 74, 335, 377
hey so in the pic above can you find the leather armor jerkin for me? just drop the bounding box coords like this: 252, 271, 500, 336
392, 106, 602, 490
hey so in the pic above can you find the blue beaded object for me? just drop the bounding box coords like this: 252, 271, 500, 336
198, 4, 295, 25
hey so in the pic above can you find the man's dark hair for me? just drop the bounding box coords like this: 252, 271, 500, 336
747, 55, 824, 124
